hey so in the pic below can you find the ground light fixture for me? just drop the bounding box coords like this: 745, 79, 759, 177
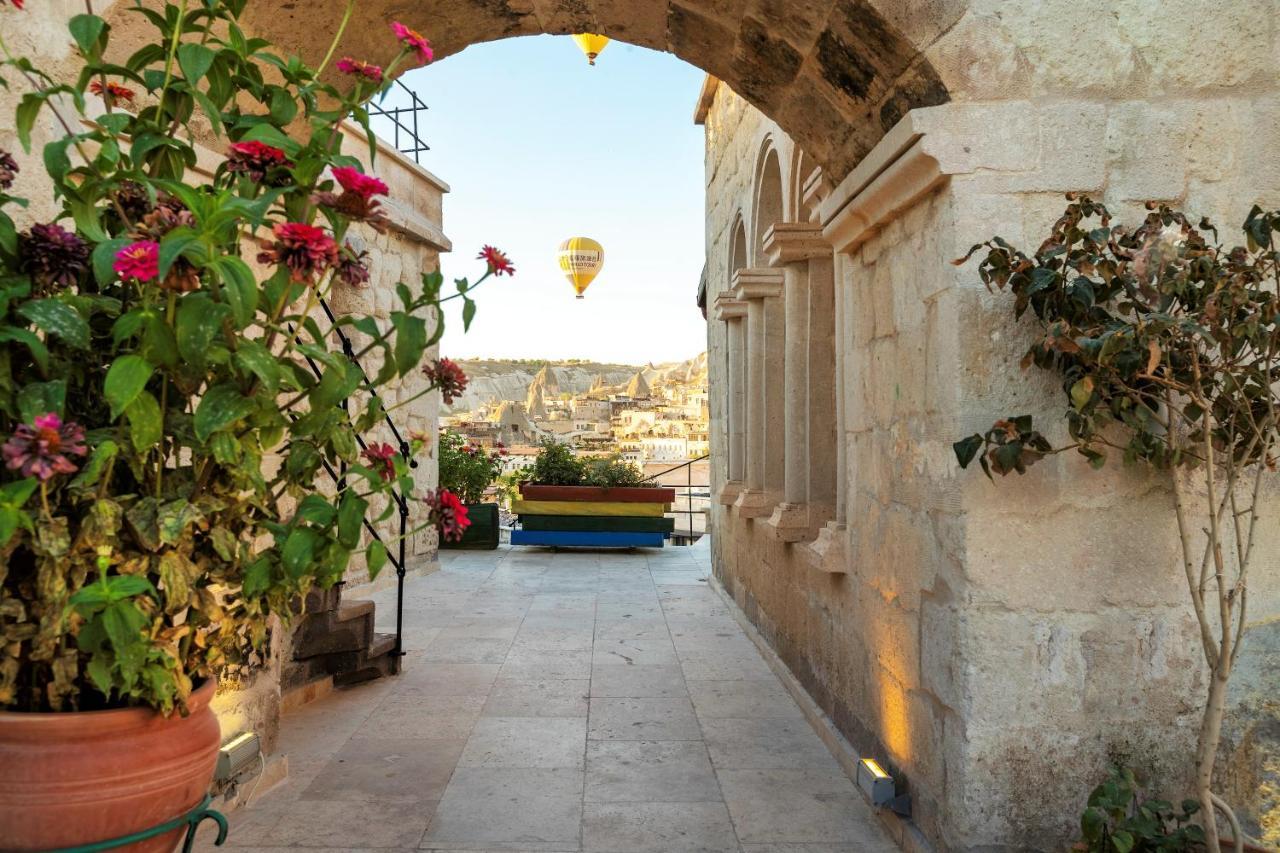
572, 33, 610, 65
856, 757, 912, 816
215, 730, 262, 783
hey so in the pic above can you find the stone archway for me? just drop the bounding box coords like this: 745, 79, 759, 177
240, 0, 952, 179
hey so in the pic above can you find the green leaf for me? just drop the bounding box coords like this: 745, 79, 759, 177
462, 296, 476, 332
193, 382, 255, 442
92, 237, 131, 285
280, 526, 322, 578
391, 311, 427, 375
158, 227, 199, 279
17, 380, 66, 423
69, 440, 118, 490
215, 256, 258, 327
125, 391, 163, 452
68, 14, 107, 56
43, 136, 74, 187
953, 434, 984, 469
243, 555, 272, 597
176, 43, 216, 85
366, 540, 387, 580
16, 93, 42, 153
0, 477, 39, 508
0, 327, 50, 373
232, 340, 280, 392
157, 551, 201, 611
295, 494, 336, 526
19, 299, 91, 349
336, 492, 367, 548
102, 599, 147, 651
104, 354, 153, 419
176, 295, 228, 367
1111, 830, 1134, 853
1070, 376, 1095, 411
210, 528, 238, 562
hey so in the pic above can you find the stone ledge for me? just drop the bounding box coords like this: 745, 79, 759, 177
734, 488, 776, 518
763, 223, 830, 265
765, 502, 814, 542
730, 267, 785, 300
717, 481, 744, 505
799, 521, 849, 574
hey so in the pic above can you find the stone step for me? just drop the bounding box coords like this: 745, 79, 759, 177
333, 632, 400, 687
292, 602, 374, 660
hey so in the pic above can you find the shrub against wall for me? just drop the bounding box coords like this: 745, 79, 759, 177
955, 196, 1278, 851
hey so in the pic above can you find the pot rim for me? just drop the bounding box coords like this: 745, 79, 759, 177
0, 678, 216, 737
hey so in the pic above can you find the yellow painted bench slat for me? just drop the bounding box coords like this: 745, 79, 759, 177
511, 499, 670, 518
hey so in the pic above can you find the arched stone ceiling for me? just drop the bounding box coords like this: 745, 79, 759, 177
240, 0, 956, 180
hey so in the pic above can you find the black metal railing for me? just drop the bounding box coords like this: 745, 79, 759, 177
367, 79, 429, 164
640, 454, 710, 545
289, 296, 416, 662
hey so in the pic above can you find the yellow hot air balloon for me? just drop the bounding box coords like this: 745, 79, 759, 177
558, 237, 604, 299
572, 33, 610, 66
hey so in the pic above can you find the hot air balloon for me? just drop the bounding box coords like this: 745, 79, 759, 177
572, 33, 610, 66
558, 237, 604, 299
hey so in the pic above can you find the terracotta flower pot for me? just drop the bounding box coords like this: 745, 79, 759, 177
0, 679, 221, 852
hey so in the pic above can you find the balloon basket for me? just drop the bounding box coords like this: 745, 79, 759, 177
576, 295, 584, 299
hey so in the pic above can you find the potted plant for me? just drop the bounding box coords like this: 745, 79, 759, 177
511, 441, 674, 547
436, 428, 504, 549
0, 2, 504, 848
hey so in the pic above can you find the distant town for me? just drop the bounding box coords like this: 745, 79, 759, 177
439, 354, 710, 474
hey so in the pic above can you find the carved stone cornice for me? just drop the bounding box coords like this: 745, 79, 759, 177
762, 223, 830, 266
729, 267, 784, 301
713, 294, 748, 321
801, 166, 832, 222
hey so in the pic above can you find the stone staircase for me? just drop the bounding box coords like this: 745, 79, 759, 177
284, 584, 400, 690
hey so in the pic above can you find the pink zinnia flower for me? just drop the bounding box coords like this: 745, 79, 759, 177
113, 240, 160, 282
336, 57, 384, 82
362, 442, 397, 481
477, 245, 515, 277
332, 166, 388, 201
3, 413, 88, 481
391, 21, 433, 65
423, 358, 468, 405
424, 488, 469, 542
3, 0, 26, 9
257, 222, 339, 284
227, 140, 290, 183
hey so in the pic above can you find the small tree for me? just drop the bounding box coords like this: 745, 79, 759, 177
437, 430, 504, 504
954, 197, 1278, 852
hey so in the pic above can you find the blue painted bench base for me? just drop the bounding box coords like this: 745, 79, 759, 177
511, 530, 666, 548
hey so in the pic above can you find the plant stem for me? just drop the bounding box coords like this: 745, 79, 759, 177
316, 0, 356, 76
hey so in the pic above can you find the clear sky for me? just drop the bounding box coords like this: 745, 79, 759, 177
377, 36, 709, 366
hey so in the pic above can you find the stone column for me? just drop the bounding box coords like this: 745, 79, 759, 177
730, 268, 783, 518
761, 223, 831, 542
714, 295, 747, 505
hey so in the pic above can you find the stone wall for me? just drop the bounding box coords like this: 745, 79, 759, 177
702, 79, 1280, 850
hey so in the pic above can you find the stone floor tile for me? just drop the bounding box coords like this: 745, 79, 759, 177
421, 768, 583, 850
301, 736, 466, 802
397, 663, 503, 695
740, 845, 879, 852
458, 716, 587, 768
648, 571, 711, 586
483, 679, 590, 717
420, 635, 514, 664
589, 664, 687, 698
701, 717, 842, 770
512, 625, 596, 652
223, 796, 435, 848
686, 680, 805, 719
581, 802, 738, 853
587, 697, 702, 741
592, 637, 679, 667
717, 769, 893, 846
678, 650, 776, 681
501, 648, 594, 680
584, 740, 721, 803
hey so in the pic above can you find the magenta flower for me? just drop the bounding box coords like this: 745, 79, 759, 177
332, 166, 388, 201
113, 240, 160, 282
3, 413, 88, 481
227, 140, 291, 183
257, 222, 340, 284
336, 57, 384, 83
477, 245, 515, 277
423, 358, 468, 405
423, 488, 470, 542
391, 21, 433, 65
336, 243, 371, 288
362, 442, 397, 481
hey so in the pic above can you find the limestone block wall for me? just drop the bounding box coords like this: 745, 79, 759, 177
703, 78, 1280, 851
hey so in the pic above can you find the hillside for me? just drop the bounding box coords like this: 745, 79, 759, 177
446, 355, 706, 414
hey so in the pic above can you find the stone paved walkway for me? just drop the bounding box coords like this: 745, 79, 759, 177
195, 540, 895, 852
